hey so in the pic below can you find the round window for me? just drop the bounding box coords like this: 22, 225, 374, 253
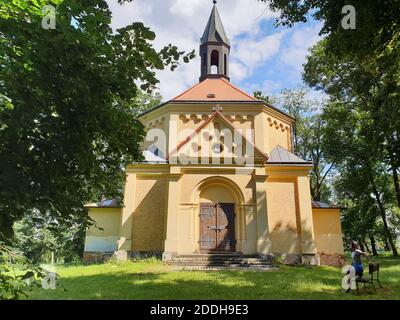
212, 143, 224, 154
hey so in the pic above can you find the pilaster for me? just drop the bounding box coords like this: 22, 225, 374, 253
163, 167, 182, 260
117, 173, 137, 253
254, 168, 272, 255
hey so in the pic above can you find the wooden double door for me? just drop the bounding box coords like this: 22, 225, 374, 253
199, 203, 235, 252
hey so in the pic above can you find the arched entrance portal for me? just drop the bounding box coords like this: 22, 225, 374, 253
199, 200, 235, 252
192, 177, 245, 253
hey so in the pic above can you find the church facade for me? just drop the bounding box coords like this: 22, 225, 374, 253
83, 4, 344, 265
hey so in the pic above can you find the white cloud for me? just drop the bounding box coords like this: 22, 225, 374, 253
107, 0, 321, 100
242, 79, 283, 97
169, 0, 204, 19
232, 31, 286, 76
261, 79, 284, 95
279, 24, 323, 73
220, 0, 279, 38
229, 62, 249, 82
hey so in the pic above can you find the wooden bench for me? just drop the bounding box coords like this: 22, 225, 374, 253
356, 262, 383, 293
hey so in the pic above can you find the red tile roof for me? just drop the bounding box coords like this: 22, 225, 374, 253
172, 78, 257, 102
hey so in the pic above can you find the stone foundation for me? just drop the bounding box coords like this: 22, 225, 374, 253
301, 254, 320, 266
83, 251, 162, 263
274, 253, 344, 266
130, 251, 162, 260
162, 252, 178, 261
318, 253, 345, 267
258, 254, 275, 264
83, 252, 114, 264
83, 251, 343, 267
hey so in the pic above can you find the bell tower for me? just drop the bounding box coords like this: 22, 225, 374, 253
199, 1, 230, 82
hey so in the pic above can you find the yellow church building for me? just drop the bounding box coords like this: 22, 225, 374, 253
83, 3, 344, 266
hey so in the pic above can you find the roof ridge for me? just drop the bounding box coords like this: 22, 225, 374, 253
172, 78, 256, 102
221, 78, 257, 101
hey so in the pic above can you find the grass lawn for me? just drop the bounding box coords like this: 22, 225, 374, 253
26, 254, 400, 300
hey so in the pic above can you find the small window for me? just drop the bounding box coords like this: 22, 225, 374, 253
210, 50, 219, 74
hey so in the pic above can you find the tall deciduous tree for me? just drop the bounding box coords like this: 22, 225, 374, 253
0, 0, 195, 242
255, 88, 333, 201
278, 89, 334, 201
319, 99, 398, 256
14, 209, 86, 264
304, 40, 400, 209
130, 90, 163, 117
259, 0, 400, 58
260, 0, 400, 210
253, 91, 277, 105
279, 88, 312, 153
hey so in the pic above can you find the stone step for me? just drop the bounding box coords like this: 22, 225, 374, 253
172, 265, 275, 271
177, 254, 257, 258
168, 254, 273, 267
172, 262, 272, 267
173, 258, 271, 263
175, 255, 265, 260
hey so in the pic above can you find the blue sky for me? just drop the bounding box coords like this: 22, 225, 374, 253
108, 0, 324, 101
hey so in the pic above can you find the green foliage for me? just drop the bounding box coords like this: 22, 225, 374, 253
255, 0, 400, 254
253, 91, 277, 105
303, 38, 399, 255
278, 88, 314, 152
13, 210, 86, 264
259, 0, 400, 58
0, 0, 195, 242
255, 87, 333, 201
279, 89, 334, 201
124, 90, 163, 117
0, 243, 48, 300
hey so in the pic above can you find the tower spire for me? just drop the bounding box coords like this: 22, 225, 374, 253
199, 1, 230, 82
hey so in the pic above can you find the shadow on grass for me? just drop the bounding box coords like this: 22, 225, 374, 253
28, 255, 400, 300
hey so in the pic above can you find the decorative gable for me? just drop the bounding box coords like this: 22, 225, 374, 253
168, 111, 268, 165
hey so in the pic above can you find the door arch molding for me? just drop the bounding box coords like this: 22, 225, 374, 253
191, 176, 246, 253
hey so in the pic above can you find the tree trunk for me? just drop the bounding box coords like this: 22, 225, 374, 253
390, 160, 400, 208
369, 235, 378, 256
0, 211, 15, 245
358, 240, 365, 252
369, 173, 398, 256
363, 240, 371, 253
387, 139, 400, 208
383, 237, 391, 252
